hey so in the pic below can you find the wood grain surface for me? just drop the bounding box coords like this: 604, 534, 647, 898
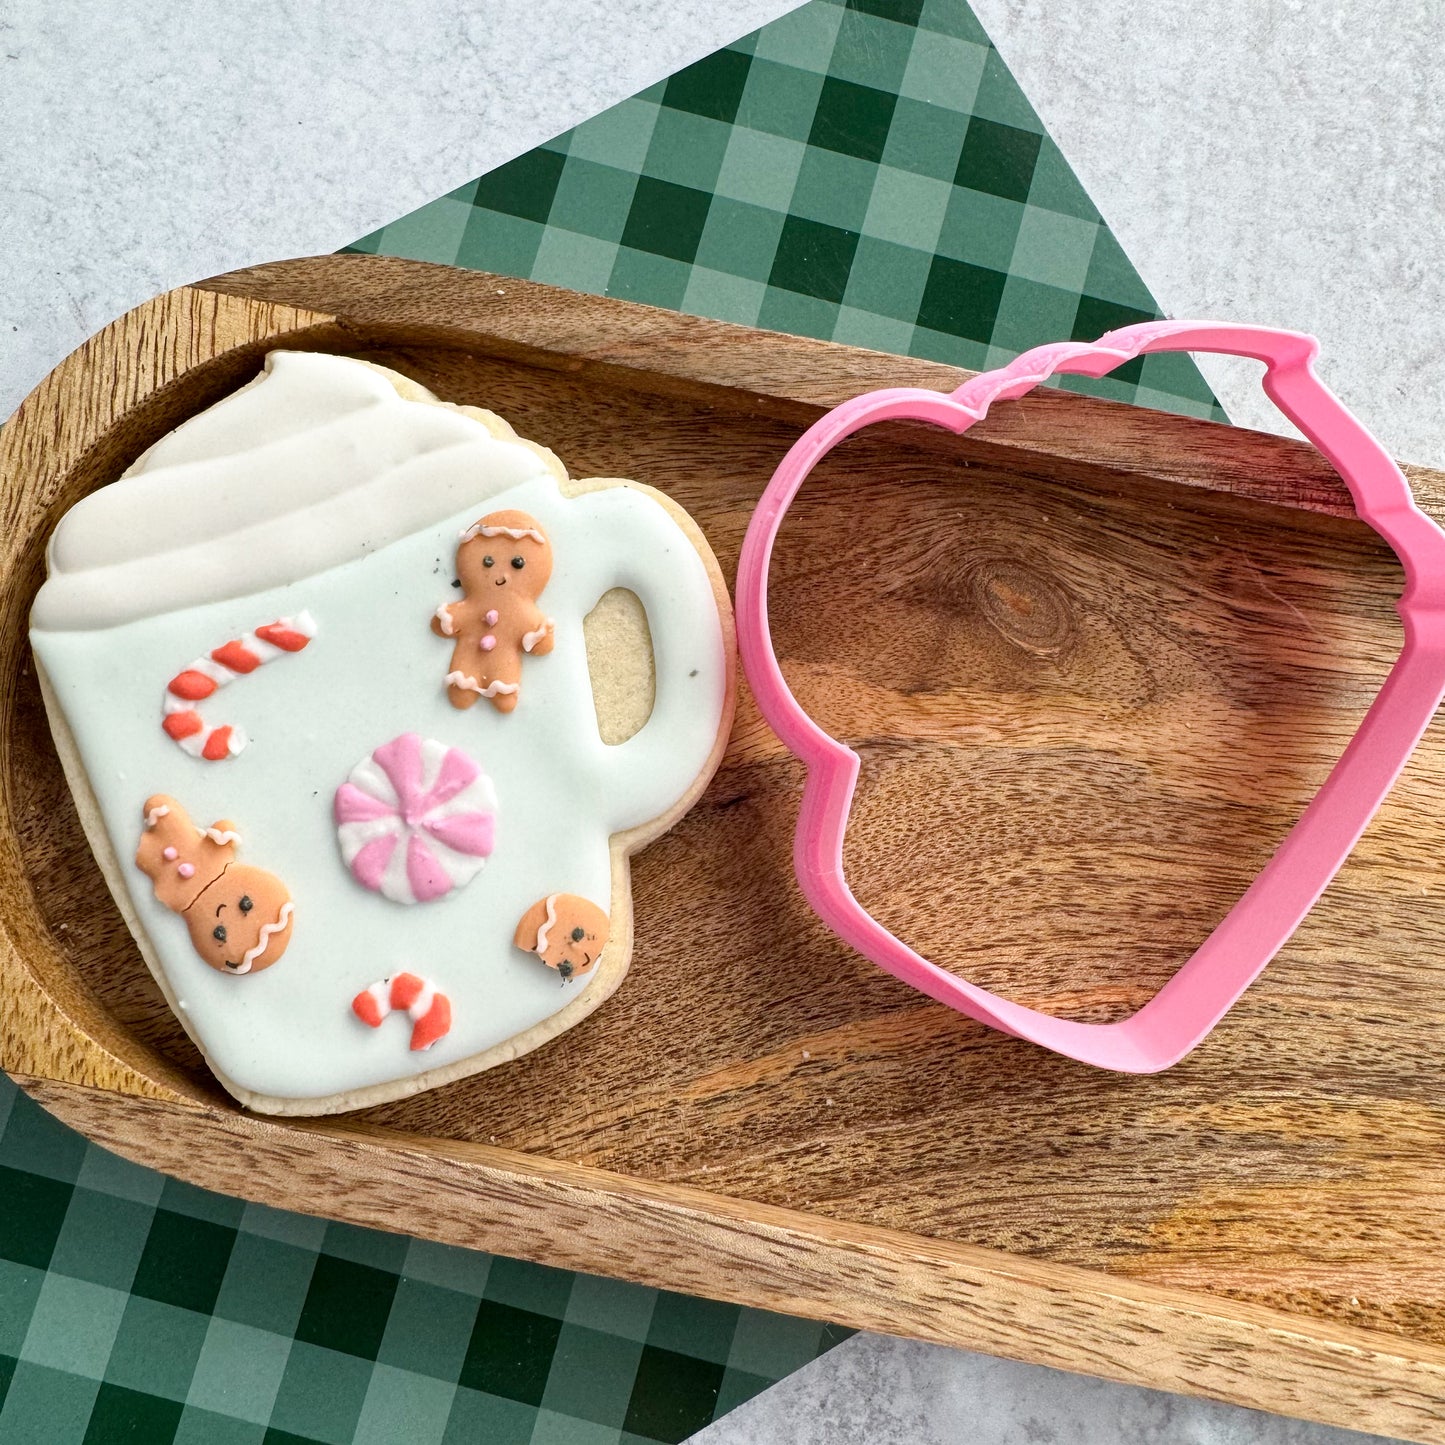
4, 255, 1445, 1440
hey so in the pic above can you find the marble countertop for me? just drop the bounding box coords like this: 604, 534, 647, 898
696, 1332, 1394, 1445
3, 1, 1438, 1440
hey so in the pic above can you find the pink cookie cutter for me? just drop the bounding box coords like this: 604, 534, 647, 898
737, 321, 1445, 1072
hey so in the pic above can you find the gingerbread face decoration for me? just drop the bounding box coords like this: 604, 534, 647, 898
514, 893, 611, 982
135, 795, 293, 974
432, 509, 555, 713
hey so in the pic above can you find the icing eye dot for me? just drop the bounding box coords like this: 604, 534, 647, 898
212, 925, 227, 943
239, 896, 253, 914
482, 555, 495, 568
511, 555, 526, 570
571, 926, 586, 942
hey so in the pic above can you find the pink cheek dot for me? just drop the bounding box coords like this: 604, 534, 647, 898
485, 609, 499, 626
479, 635, 497, 652
177, 862, 195, 879
162, 846, 178, 861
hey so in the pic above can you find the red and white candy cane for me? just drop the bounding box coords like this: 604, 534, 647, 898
351, 972, 452, 1051
162, 612, 317, 761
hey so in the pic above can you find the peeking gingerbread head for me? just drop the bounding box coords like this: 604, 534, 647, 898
456, 509, 554, 598
135, 794, 293, 974
513, 893, 610, 982
433, 509, 555, 713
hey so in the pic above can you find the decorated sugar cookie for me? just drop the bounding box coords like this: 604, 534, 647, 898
134, 794, 293, 974
433, 510, 555, 713
29, 350, 735, 1115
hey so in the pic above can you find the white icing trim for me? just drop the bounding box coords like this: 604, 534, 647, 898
434, 604, 456, 637
521, 618, 552, 654
534, 894, 559, 954
143, 803, 170, 828
444, 671, 518, 698
459, 522, 547, 545
236, 901, 293, 974
203, 828, 242, 846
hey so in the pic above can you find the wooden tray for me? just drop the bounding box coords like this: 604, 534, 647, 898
5, 255, 1445, 1441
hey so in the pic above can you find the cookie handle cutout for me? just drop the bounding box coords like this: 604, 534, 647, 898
573, 486, 732, 836
737, 322, 1445, 1074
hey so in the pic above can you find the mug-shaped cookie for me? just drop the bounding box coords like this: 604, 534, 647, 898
737, 322, 1445, 1072
30, 351, 735, 1113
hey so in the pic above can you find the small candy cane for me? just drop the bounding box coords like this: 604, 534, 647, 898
162, 612, 317, 760
352, 972, 452, 1051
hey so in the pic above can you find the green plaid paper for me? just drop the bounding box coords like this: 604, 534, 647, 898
351, 0, 1221, 418
3, 2, 1224, 1442
0, 1081, 845, 1443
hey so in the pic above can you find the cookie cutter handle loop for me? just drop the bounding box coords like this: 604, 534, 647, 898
737, 321, 1445, 1072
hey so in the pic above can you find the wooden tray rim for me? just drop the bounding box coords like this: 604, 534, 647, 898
3, 255, 1444, 1442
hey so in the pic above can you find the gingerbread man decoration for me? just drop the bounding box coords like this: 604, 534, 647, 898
513, 893, 610, 982
134, 794, 293, 974
432, 509, 555, 714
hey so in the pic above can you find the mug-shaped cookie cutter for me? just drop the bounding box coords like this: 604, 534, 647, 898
736, 321, 1445, 1072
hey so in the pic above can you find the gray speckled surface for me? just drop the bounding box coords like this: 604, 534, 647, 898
0, 0, 797, 420
694, 1333, 1401, 1445
969, 0, 1445, 468
1, 2, 1435, 1441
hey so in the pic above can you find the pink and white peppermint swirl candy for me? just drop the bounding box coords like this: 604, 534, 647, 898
334, 733, 497, 904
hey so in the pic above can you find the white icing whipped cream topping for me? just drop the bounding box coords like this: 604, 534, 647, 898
32, 351, 551, 631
